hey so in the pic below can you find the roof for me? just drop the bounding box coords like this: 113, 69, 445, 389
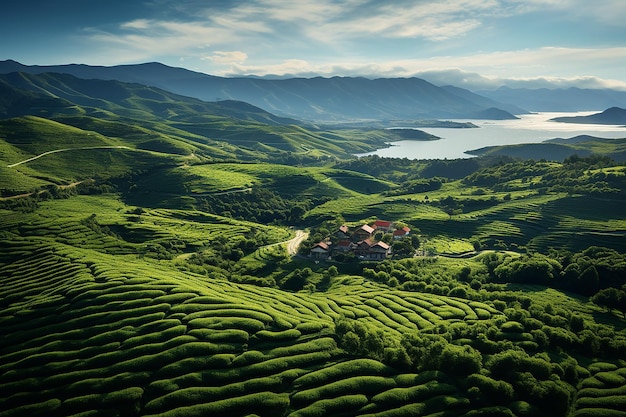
373, 241, 390, 250
358, 224, 375, 234
312, 241, 329, 250
337, 240, 352, 247
373, 220, 392, 228
339, 225, 349, 233
357, 238, 374, 248
393, 226, 411, 236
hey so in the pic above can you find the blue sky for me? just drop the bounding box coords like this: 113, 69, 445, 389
2, 0, 626, 90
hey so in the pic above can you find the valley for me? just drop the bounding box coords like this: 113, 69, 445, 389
1, 67, 626, 417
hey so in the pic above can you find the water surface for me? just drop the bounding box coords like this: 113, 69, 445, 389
357, 112, 626, 160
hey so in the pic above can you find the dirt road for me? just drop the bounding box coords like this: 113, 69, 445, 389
7, 146, 130, 168
286, 230, 309, 256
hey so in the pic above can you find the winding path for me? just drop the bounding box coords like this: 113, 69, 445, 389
7, 146, 131, 168
286, 230, 309, 256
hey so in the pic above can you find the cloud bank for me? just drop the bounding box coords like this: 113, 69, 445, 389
63, 0, 626, 91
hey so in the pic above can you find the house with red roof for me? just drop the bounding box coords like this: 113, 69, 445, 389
310, 241, 331, 259
337, 225, 350, 239
393, 226, 411, 240
372, 220, 393, 232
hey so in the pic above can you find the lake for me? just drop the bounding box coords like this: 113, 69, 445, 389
357, 112, 626, 160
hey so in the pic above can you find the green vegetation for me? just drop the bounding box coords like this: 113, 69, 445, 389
2, 74, 626, 416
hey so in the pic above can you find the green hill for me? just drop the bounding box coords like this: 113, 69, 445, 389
2, 71, 626, 417
0, 72, 397, 174
467, 136, 626, 162
550, 107, 626, 125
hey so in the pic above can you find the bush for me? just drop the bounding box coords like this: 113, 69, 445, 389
467, 374, 514, 405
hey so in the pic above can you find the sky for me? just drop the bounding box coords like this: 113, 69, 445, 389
2, 0, 626, 90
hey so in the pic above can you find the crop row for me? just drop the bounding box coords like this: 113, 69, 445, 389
0, 241, 504, 417
573, 363, 626, 417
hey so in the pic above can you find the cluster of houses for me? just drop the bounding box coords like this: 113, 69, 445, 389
309, 220, 411, 261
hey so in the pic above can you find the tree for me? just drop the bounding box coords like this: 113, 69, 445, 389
591, 287, 626, 316
327, 265, 339, 277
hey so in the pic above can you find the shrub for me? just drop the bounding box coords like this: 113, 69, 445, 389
467, 374, 514, 405
290, 394, 369, 417
293, 358, 392, 388
500, 321, 524, 333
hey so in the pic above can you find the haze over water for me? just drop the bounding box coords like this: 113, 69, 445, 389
358, 112, 626, 160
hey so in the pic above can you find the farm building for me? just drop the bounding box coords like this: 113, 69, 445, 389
310, 241, 331, 259
373, 220, 393, 232
354, 239, 390, 260
393, 226, 411, 240
335, 240, 354, 252
309, 220, 402, 261
353, 224, 375, 241
337, 225, 350, 239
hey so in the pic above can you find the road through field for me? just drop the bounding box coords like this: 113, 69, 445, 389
287, 229, 309, 256
0, 180, 90, 201
6, 146, 131, 167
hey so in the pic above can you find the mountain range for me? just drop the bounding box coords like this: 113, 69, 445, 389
2, 59, 626, 123
477, 86, 626, 112
0, 60, 523, 122
0, 71, 296, 125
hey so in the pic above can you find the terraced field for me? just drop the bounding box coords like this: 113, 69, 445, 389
4, 217, 625, 417
0, 237, 506, 417
573, 362, 626, 417
2, 185, 626, 417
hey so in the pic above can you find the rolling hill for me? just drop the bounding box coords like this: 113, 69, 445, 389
0, 72, 416, 181
466, 134, 626, 162
0, 60, 521, 122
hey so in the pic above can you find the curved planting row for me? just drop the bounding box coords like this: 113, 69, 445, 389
0, 237, 508, 417
573, 362, 626, 417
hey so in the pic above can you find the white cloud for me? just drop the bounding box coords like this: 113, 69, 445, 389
120, 19, 152, 30
78, 0, 626, 90
229, 59, 314, 77
204, 51, 248, 65
304, 0, 498, 42
413, 69, 626, 91
220, 46, 626, 90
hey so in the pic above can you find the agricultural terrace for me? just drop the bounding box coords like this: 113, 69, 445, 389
2, 109, 626, 417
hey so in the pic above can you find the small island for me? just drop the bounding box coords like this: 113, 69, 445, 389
550, 107, 626, 125
386, 128, 441, 141
319, 119, 479, 129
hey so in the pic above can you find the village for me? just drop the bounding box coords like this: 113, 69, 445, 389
309, 220, 412, 261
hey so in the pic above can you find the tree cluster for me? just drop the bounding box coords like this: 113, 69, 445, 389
334, 315, 582, 416
463, 156, 626, 196
199, 188, 314, 225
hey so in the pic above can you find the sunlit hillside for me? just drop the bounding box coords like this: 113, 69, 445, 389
1, 72, 626, 417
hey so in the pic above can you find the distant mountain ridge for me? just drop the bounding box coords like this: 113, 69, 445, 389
0, 71, 413, 162
0, 60, 520, 122
477, 86, 626, 112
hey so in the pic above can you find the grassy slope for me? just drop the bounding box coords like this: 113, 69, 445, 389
0, 195, 482, 417
468, 137, 626, 162
306, 176, 626, 253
